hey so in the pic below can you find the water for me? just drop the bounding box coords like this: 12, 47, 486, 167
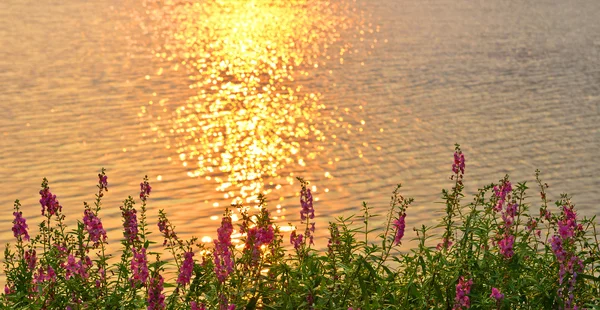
1, 0, 599, 254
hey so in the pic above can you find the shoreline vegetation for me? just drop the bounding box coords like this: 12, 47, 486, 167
2, 145, 600, 309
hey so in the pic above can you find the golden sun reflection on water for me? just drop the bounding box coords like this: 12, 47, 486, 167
139, 0, 369, 204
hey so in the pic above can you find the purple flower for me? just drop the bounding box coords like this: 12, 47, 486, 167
290, 231, 304, 250
245, 226, 275, 262
177, 251, 194, 286
157, 213, 177, 246
437, 237, 453, 250
140, 177, 152, 202
25, 249, 36, 270
214, 215, 234, 283
453, 276, 473, 309
147, 273, 165, 310
191, 302, 206, 310
493, 180, 512, 212
498, 234, 515, 259
130, 247, 149, 287
393, 214, 406, 245
12, 211, 30, 241
39, 184, 61, 216
300, 186, 314, 221
490, 287, 504, 301
64, 254, 88, 280
83, 209, 107, 246
99, 174, 108, 191
35, 266, 57, 283
121, 207, 139, 244
551, 235, 566, 262
452, 150, 466, 175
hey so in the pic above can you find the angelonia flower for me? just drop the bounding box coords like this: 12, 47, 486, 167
64, 254, 89, 280
98, 170, 108, 197
147, 273, 165, 310
121, 206, 139, 244
452, 149, 466, 176
327, 223, 341, 255
498, 234, 515, 259
34, 266, 57, 283
39, 180, 62, 216
490, 287, 504, 301
140, 177, 152, 202
219, 294, 236, 310
83, 209, 107, 246
25, 249, 36, 270
453, 276, 473, 310
213, 215, 234, 283
308, 222, 315, 245
436, 237, 453, 250
493, 180, 512, 212
177, 251, 194, 286
493, 179, 517, 259
246, 225, 275, 262
300, 183, 314, 221
157, 212, 177, 246
190, 301, 206, 310
98, 173, 108, 191
130, 247, 149, 287
290, 230, 304, 250
393, 214, 406, 245
12, 211, 30, 241
551, 203, 584, 309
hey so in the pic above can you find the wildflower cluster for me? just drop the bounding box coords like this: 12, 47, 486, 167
2, 146, 600, 309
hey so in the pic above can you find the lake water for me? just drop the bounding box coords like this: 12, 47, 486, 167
1, 0, 599, 253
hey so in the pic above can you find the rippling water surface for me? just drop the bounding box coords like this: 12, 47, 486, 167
1, 0, 599, 252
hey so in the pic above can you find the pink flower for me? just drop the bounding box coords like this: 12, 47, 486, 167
551, 235, 566, 262
437, 237, 453, 250
498, 235, 515, 259
64, 255, 88, 280
157, 212, 178, 246
452, 150, 466, 175
493, 181, 512, 212
12, 211, 30, 241
83, 209, 107, 246
190, 301, 206, 310
214, 215, 234, 283
39, 181, 61, 216
177, 251, 194, 286
121, 207, 139, 244
393, 214, 406, 245
290, 231, 304, 250
130, 247, 149, 287
140, 177, 152, 202
25, 249, 36, 270
300, 185, 314, 221
148, 273, 165, 310
245, 226, 275, 262
490, 287, 504, 301
34, 266, 57, 283
453, 276, 473, 309
98, 173, 108, 191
